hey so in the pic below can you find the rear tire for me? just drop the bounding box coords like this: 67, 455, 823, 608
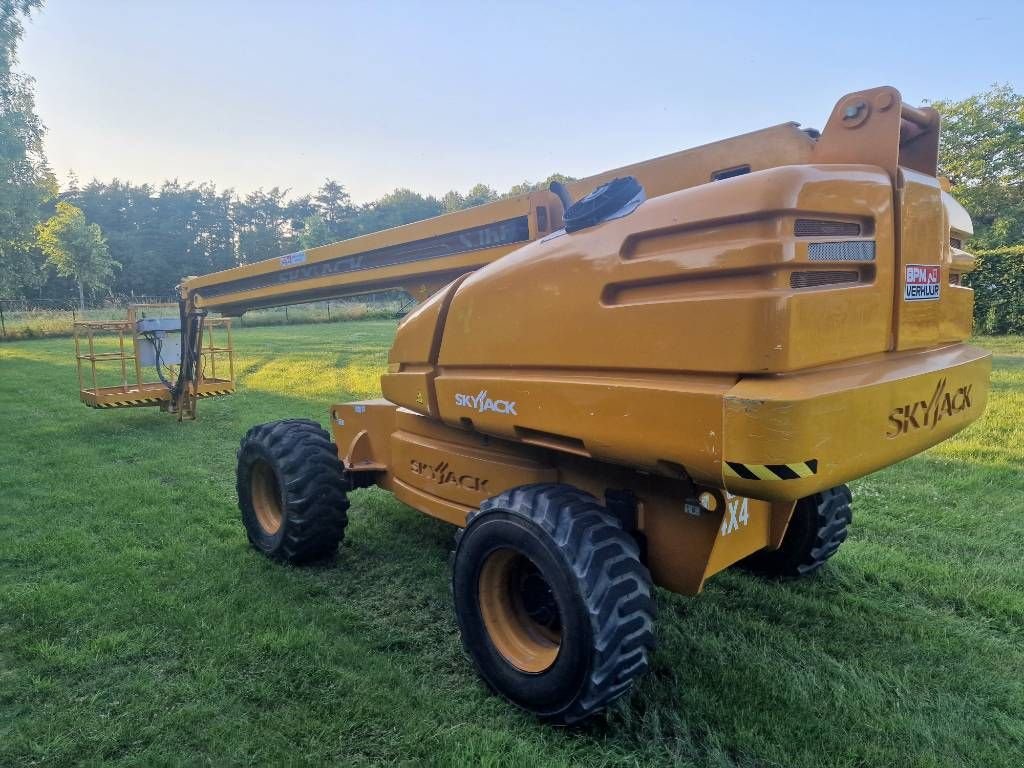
451, 483, 656, 724
741, 484, 852, 578
236, 418, 349, 563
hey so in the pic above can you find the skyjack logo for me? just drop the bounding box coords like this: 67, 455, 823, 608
886, 377, 973, 438
454, 390, 517, 416
409, 459, 489, 492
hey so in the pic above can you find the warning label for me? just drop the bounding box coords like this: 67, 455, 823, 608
904, 264, 940, 302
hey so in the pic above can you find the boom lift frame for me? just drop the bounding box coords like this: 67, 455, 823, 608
114, 86, 991, 723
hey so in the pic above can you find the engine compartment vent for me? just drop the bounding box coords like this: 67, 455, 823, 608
807, 241, 875, 262
795, 219, 861, 237
790, 270, 861, 289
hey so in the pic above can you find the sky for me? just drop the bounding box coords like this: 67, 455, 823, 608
18, 0, 1024, 204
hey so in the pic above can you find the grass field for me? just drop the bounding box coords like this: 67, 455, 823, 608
1, 322, 1022, 767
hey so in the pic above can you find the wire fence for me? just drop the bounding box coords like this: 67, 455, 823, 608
0, 295, 410, 341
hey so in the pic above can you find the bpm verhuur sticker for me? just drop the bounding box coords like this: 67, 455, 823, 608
904, 264, 940, 301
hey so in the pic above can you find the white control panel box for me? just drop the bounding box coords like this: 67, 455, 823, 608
136, 317, 182, 366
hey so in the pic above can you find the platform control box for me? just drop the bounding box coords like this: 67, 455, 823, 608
136, 317, 182, 366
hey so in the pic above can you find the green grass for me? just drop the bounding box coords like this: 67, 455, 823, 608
1, 324, 1022, 767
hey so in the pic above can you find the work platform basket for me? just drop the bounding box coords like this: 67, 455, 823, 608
74, 304, 235, 411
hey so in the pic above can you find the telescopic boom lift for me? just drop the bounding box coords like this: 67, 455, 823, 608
98, 87, 993, 723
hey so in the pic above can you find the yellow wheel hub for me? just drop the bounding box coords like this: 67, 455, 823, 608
251, 460, 283, 535
478, 548, 562, 673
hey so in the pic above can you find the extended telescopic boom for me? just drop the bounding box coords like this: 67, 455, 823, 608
171, 86, 941, 416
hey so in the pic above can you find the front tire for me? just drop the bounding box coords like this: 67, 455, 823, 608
236, 419, 349, 563
452, 484, 656, 724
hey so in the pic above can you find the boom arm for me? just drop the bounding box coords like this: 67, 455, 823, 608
178, 86, 936, 317
178, 117, 815, 316
172, 85, 937, 417
180, 190, 563, 316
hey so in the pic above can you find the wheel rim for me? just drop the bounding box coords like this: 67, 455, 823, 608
251, 460, 283, 534
478, 548, 562, 673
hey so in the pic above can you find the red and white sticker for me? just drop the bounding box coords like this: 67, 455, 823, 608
904, 264, 940, 302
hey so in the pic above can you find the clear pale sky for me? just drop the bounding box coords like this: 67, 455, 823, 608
19, 0, 1023, 203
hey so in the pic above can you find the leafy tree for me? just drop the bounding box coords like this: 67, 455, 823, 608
156, 180, 235, 281
298, 213, 332, 249
929, 84, 1024, 249
443, 183, 499, 212
313, 179, 356, 236
0, 0, 55, 298
293, 180, 360, 248
234, 187, 292, 263
37, 201, 118, 309
504, 173, 576, 199
66, 179, 154, 298
358, 188, 444, 233
283, 193, 314, 242
64, 178, 235, 299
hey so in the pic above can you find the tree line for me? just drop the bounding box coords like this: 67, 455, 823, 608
0, 2, 1021, 311
39, 176, 568, 306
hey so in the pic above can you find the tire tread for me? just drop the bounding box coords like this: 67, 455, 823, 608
742, 484, 852, 578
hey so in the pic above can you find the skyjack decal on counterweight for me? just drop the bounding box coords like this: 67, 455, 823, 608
886, 377, 973, 437
195, 216, 530, 299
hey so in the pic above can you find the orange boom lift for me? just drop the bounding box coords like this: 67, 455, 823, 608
98, 87, 991, 722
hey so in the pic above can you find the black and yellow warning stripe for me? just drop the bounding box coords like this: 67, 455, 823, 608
89, 396, 165, 409
724, 459, 818, 481
197, 389, 234, 398
87, 389, 233, 408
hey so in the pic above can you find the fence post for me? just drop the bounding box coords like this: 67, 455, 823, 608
0, 303, 5, 339
284, 307, 289, 324
327, 301, 331, 321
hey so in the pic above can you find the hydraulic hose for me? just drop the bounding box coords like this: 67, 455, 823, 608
549, 180, 574, 214
171, 297, 206, 412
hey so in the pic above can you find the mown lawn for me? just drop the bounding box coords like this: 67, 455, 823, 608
1, 323, 1022, 767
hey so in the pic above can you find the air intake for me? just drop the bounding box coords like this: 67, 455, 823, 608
711, 164, 751, 181
807, 241, 875, 262
790, 270, 860, 289
795, 219, 861, 237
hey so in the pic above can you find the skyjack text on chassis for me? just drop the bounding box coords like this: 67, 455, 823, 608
86, 87, 990, 723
